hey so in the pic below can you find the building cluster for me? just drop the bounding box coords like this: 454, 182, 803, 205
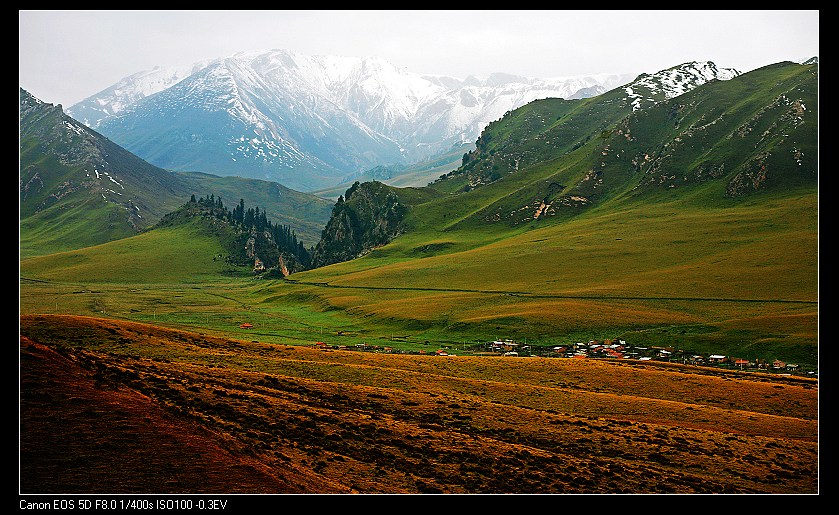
491, 339, 807, 374
298, 334, 812, 375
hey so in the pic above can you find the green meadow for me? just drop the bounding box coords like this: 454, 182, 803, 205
20, 180, 818, 368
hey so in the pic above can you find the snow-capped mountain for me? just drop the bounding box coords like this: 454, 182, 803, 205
405, 71, 633, 153
67, 50, 735, 192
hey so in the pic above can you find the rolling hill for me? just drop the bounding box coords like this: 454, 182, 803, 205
173, 172, 333, 247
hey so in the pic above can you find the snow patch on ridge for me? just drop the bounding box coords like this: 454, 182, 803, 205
63, 120, 84, 135
623, 61, 740, 111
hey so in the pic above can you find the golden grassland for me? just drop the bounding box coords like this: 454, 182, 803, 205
20, 314, 818, 494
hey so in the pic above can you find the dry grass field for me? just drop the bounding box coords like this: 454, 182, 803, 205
20, 314, 818, 495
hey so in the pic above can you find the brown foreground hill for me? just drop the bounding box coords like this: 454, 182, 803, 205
19, 314, 818, 495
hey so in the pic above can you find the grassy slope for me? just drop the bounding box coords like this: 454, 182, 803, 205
19, 129, 189, 260
20, 193, 139, 260
20, 223, 243, 284
285, 186, 816, 362
312, 187, 816, 300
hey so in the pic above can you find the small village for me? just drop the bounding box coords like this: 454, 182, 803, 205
478, 339, 813, 376
314, 338, 812, 377
237, 323, 814, 377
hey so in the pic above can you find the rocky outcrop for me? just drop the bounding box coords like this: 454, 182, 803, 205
309, 181, 407, 268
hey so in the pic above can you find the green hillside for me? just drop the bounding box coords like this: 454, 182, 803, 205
425, 62, 816, 229
19, 88, 194, 258
20, 222, 240, 284
19, 89, 333, 258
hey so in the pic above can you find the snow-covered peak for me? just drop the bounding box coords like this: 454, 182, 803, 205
623, 61, 740, 111
67, 60, 213, 127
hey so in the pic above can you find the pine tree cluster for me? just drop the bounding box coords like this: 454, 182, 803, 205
189, 194, 311, 269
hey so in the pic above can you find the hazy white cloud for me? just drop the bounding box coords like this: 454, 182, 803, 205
19, 9, 819, 108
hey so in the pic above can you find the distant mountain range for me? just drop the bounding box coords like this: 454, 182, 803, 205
67, 49, 643, 191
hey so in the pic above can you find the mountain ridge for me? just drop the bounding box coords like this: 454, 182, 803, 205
20, 87, 195, 256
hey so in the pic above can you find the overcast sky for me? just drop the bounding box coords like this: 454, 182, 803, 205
19, 10, 819, 108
